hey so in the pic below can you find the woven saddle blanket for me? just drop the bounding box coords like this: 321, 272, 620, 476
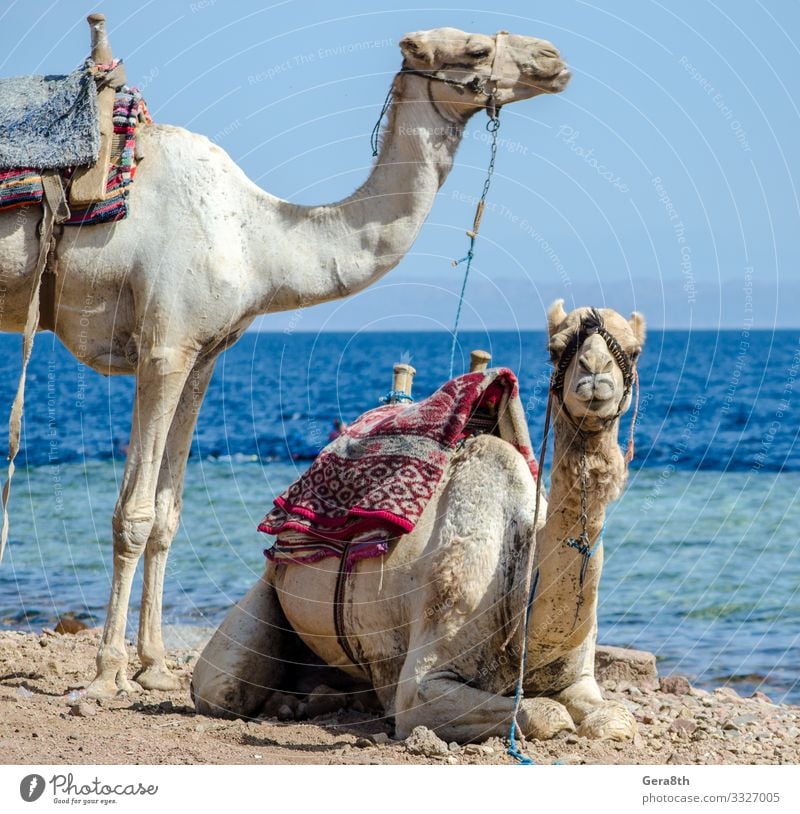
0, 63, 150, 226
0, 64, 99, 170
260, 368, 538, 567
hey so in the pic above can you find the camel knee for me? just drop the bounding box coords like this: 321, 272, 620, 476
112, 504, 156, 560
394, 675, 452, 736
191, 654, 270, 720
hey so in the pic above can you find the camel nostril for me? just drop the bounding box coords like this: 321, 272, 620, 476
536, 45, 560, 60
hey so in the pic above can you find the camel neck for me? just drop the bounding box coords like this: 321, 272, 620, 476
247, 72, 471, 314
525, 411, 626, 657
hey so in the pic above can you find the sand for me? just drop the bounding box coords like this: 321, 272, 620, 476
1, 628, 797, 765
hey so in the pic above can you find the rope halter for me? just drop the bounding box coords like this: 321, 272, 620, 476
550, 308, 638, 430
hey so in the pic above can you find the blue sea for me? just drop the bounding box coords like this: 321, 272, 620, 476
0, 330, 798, 702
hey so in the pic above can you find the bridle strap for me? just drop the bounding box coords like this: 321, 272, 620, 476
490, 31, 510, 83
486, 30, 509, 117
401, 30, 509, 117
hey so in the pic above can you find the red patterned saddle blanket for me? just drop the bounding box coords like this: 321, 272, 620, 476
259, 368, 538, 567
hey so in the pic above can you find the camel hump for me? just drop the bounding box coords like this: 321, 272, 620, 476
457, 433, 534, 482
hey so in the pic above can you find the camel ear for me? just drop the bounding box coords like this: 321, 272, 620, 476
547, 299, 568, 337
629, 311, 646, 345
400, 33, 436, 67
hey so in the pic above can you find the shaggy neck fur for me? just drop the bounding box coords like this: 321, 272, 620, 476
246, 72, 470, 313
525, 408, 627, 658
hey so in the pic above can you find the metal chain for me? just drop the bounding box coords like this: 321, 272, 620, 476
448, 111, 501, 378
566, 435, 593, 627
481, 115, 500, 203
579, 437, 589, 549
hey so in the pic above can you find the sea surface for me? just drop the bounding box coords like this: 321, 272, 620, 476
0, 330, 798, 702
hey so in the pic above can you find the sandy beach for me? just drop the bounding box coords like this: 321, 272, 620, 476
1, 628, 797, 766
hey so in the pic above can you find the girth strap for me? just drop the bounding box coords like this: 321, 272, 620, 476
333, 543, 361, 667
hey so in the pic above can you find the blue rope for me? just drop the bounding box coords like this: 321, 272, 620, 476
447, 114, 500, 380
448, 237, 477, 379
566, 520, 606, 559
507, 570, 539, 765
380, 390, 413, 405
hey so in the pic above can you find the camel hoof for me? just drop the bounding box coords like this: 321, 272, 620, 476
86, 673, 136, 699
519, 698, 575, 740
577, 702, 637, 741
134, 666, 181, 692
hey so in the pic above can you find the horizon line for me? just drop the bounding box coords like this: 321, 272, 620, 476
244, 326, 800, 334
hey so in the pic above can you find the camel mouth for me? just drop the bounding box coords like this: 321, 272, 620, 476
535, 66, 571, 94
585, 397, 615, 411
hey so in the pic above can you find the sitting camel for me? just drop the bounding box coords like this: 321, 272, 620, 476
192, 301, 646, 743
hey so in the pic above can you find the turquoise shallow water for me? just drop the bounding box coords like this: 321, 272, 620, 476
1, 461, 798, 702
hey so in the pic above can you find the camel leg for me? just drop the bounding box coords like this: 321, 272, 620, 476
394, 653, 574, 743
87, 347, 197, 699
552, 635, 637, 741
192, 567, 294, 719
134, 357, 215, 691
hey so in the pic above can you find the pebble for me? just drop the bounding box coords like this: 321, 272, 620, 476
371, 732, 391, 745
404, 726, 450, 758
305, 685, 349, 719
277, 704, 294, 722
55, 616, 88, 635
660, 676, 692, 696
354, 737, 373, 748
69, 701, 97, 718
670, 719, 697, 736
713, 687, 741, 702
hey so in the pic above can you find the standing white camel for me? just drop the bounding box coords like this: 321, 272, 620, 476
0, 28, 569, 697
192, 302, 646, 743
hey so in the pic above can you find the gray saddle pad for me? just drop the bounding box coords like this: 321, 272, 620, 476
0, 63, 99, 170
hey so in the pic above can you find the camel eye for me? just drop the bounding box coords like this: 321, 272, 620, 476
470, 48, 491, 59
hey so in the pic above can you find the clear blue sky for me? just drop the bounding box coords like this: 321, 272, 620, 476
2, 1, 798, 329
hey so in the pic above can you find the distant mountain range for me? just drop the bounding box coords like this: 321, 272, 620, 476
252, 273, 799, 331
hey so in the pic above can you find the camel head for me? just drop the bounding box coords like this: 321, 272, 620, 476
398, 28, 570, 117
547, 300, 646, 430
